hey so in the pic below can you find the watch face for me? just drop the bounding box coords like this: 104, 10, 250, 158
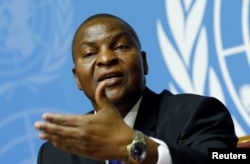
131, 142, 147, 161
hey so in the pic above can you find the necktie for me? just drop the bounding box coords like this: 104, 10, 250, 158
108, 160, 124, 164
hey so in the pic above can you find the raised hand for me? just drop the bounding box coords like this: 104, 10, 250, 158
34, 81, 134, 161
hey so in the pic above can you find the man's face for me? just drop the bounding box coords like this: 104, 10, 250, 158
72, 17, 148, 107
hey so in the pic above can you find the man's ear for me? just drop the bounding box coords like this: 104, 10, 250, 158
72, 68, 82, 90
141, 51, 149, 75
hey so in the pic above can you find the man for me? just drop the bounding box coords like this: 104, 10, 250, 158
34, 13, 238, 164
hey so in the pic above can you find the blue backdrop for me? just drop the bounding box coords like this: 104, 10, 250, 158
1, 0, 249, 163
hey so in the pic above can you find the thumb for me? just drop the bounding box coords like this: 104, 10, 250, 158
95, 81, 115, 113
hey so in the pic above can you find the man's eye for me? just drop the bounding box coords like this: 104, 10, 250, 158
84, 52, 96, 57
115, 45, 129, 50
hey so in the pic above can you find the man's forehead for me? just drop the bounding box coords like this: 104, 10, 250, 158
71, 15, 141, 60
76, 19, 131, 41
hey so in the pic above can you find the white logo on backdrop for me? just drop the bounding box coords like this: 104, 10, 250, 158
156, 0, 224, 99
156, 0, 249, 136
214, 0, 250, 134
0, 0, 73, 100
0, 108, 65, 164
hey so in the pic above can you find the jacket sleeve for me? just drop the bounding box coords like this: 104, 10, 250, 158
37, 142, 72, 164
157, 94, 238, 164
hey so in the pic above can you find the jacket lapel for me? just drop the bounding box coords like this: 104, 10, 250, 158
133, 87, 159, 137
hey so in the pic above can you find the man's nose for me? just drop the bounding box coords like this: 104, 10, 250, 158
96, 49, 118, 67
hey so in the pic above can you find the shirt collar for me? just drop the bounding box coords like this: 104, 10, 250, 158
123, 96, 142, 128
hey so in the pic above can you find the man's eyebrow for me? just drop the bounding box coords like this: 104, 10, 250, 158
110, 31, 133, 42
111, 31, 140, 48
79, 41, 97, 47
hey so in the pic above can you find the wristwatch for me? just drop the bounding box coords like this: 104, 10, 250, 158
127, 130, 147, 163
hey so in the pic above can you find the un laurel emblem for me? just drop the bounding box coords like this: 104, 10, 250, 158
157, 0, 250, 135
214, 0, 250, 130
0, 108, 65, 163
0, 0, 73, 100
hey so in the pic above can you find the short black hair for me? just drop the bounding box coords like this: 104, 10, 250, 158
71, 13, 141, 63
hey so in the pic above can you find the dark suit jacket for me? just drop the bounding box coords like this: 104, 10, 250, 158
37, 87, 238, 164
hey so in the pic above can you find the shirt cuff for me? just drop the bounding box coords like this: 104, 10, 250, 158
149, 137, 173, 164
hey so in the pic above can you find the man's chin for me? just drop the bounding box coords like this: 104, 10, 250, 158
105, 89, 124, 103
